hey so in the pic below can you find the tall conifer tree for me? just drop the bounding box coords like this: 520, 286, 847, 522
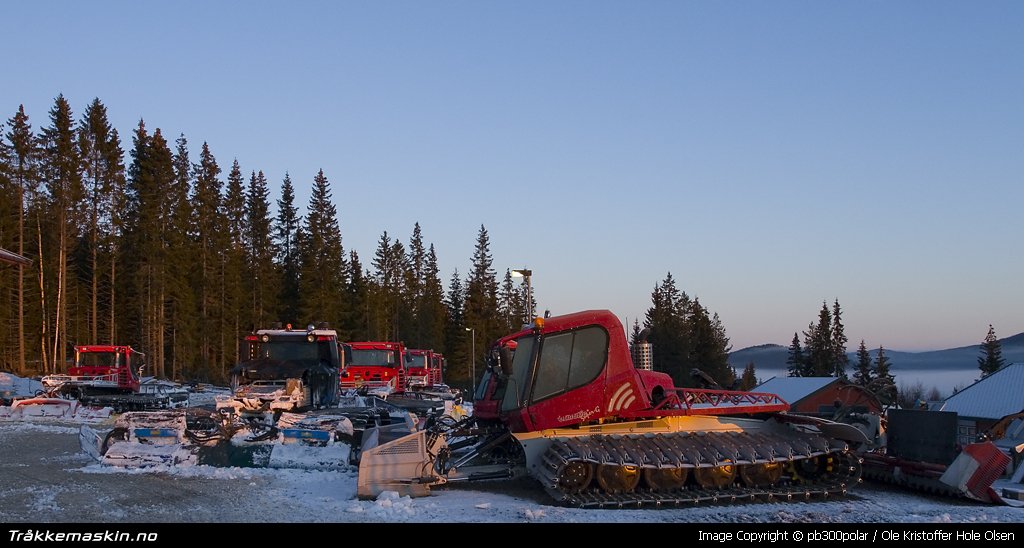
39, 94, 84, 371
853, 339, 874, 387
463, 225, 499, 377
644, 272, 692, 386
978, 324, 1005, 378
346, 250, 369, 339
191, 142, 224, 376
740, 362, 758, 391
786, 333, 806, 377
803, 302, 833, 377
246, 170, 275, 328
167, 134, 196, 379
872, 345, 896, 405
221, 160, 247, 365
273, 173, 301, 323
77, 98, 117, 344
444, 270, 468, 383
298, 169, 347, 329
419, 244, 447, 352
5, 106, 38, 374
831, 299, 848, 379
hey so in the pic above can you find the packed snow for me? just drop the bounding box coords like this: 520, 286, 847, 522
1, 421, 1022, 523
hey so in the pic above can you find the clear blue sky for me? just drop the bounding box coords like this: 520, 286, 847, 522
5, 1, 1022, 351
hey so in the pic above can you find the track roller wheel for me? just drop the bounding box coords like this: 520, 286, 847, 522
789, 455, 832, 483
643, 467, 689, 491
557, 461, 594, 493
595, 464, 641, 494
694, 460, 736, 489
740, 462, 783, 487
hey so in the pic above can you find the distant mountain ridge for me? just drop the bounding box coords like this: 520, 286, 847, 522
728, 332, 1024, 374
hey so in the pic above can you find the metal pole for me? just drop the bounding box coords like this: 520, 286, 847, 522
512, 268, 534, 325
525, 274, 532, 322
471, 328, 476, 393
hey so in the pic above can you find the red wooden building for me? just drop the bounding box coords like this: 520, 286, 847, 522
755, 376, 883, 416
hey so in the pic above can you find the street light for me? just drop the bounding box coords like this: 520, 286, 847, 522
465, 326, 476, 393
511, 268, 533, 325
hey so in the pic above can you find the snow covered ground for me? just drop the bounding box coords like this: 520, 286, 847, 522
1, 421, 1022, 523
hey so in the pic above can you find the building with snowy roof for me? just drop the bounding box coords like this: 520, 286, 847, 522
754, 376, 883, 416
941, 362, 1024, 445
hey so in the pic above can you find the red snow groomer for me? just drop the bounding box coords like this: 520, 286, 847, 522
358, 310, 867, 506
42, 345, 188, 411
340, 341, 407, 395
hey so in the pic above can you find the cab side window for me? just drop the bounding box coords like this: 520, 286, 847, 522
532, 332, 574, 401
531, 326, 608, 403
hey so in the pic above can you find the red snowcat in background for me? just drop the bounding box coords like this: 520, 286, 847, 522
42, 345, 188, 411
403, 348, 445, 389
340, 341, 407, 395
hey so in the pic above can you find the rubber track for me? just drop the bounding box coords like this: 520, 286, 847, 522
534, 430, 861, 508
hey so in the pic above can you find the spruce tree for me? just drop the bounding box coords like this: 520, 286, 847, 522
498, 269, 517, 334
853, 339, 874, 386
740, 362, 758, 391
224, 161, 246, 245
644, 272, 692, 387
5, 105, 38, 375
831, 299, 848, 379
802, 302, 833, 376
369, 231, 405, 340
105, 128, 126, 346
786, 333, 806, 377
872, 345, 896, 406
630, 319, 642, 346
298, 169, 347, 330
166, 134, 197, 379
463, 225, 500, 376
122, 124, 175, 377
221, 160, 247, 364
148, 129, 176, 377
190, 142, 224, 375
345, 250, 369, 340
77, 98, 116, 344
121, 120, 153, 356
403, 223, 426, 345
978, 324, 1005, 378
418, 244, 447, 352
0, 120, 12, 369
391, 237, 413, 341
273, 173, 301, 323
245, 170, 276, 327
444, 269, 468, 383
39, 94, 84, 371
689, 299, 732, 387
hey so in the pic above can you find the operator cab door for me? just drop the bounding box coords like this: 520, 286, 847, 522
500, 326, 609, 432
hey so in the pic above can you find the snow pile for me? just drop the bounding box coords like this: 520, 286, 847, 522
1, 422, 79, 435
0, 400, 112, 423
267, 441, 352, 470
522, 507, 546, 520
344, 490, 418, 518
